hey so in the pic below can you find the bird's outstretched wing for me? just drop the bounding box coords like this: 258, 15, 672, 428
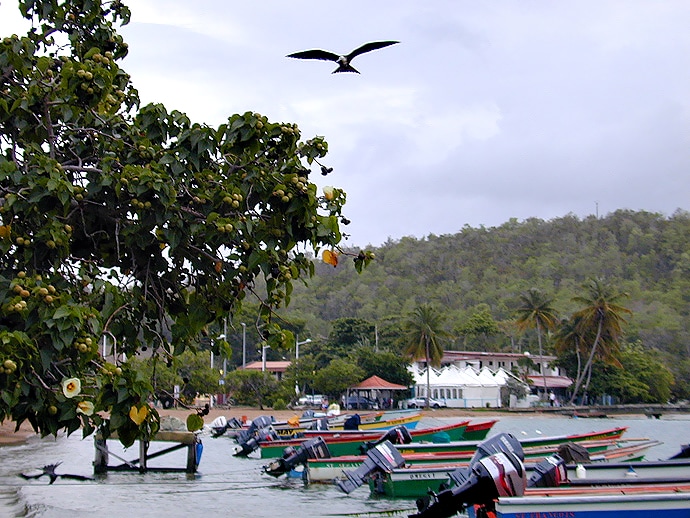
346, 40, 399, 60
18, 472, 44, 481
287, 49, 340, 62
19, 462, 92, 484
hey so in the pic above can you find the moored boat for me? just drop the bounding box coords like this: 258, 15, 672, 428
273, 409, 421, 437
394, 426, 627, 455
365, 439, 664, 498
405, 433, 690, 518
462, 420, 497, 441
307, 437, 652, 485
486, 483, 690, 518
258, 419, 474, 459
357, 412, 421, 430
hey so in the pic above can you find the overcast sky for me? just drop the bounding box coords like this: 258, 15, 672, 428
2, 1, 689, 247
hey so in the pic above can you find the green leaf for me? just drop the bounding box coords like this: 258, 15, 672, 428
186, 413, 204, 432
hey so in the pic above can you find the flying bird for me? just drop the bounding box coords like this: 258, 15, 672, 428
19, 462, 93, 484
287, 41, 399, 74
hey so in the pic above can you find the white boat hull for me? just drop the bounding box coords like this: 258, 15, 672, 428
493, 490, 690, 518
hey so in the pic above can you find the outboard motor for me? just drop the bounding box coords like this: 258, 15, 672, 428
448, 432, 524, 488
210, 416, 243, 437
359, 425, 412, 454
210, 415, 228, 437
233, 426, 280, 457
411, 433, 526, 518
235, 415, 274, 444
337, 440, 406, 494
528, 454, 568, 488
263, 436, 331, 477
233, 416, 279, 457
343, 414, 361, 430
309, 417, 329, 430
411, 450, 526, 518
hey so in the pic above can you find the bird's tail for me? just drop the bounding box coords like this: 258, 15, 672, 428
333, 65, 360, 74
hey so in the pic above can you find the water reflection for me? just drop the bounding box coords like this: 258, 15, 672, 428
0, 415, 684, 517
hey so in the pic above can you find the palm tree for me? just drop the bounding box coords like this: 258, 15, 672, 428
403, 304, 449, 409
553, 315, 586, 392
515, 288, 559, 400
568, 278, 631, 405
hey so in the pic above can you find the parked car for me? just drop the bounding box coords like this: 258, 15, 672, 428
405, 396, 447, 409
344, 396, 378, 410
298, 394, 325, 406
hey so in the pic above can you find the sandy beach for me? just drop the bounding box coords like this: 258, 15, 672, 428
0, 405, 506, 446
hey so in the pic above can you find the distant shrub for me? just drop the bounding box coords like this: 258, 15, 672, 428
273, 398, 287, 410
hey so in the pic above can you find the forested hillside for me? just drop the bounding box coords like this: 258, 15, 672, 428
272, 209, 690, 400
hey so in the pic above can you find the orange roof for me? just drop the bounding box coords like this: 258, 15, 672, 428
351, 375, 408, 390
243, 361, 291, 372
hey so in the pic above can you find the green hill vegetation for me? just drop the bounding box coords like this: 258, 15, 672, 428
243, 209, 689, 404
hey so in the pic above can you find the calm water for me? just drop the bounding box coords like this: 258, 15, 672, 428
0, 414, 687, 517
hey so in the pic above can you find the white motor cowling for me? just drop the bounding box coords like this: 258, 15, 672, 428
411, 433, 526, 518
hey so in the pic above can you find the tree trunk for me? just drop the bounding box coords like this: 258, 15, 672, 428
425, 335, 431, 409
568, 319, 603, 405
537, 320, 547, 401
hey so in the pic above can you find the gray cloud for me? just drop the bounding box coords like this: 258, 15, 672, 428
2, 0, 688, 247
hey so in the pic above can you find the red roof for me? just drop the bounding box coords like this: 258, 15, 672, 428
350, 375, 408, 390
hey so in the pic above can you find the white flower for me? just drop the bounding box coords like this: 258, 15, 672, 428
77, 401, 94, 416
61, 377, 81, 398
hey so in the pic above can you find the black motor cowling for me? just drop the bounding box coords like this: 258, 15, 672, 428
337, 440, 406, 494
343, 414, 361, 430
233, 426, 280, 457
528, 454, 568, 488
263, 436, 331, 477
448, 432, 525, 489
360, 425, 412, 454
233, 416, 279, 457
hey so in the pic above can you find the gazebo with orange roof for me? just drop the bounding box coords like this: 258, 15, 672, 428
346, 375, 410, 409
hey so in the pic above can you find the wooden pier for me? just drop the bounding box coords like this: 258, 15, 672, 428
508, 404, 690, 419
94, 430, 201, 475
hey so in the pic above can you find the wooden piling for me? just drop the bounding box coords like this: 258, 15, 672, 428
94, 430, 200, 475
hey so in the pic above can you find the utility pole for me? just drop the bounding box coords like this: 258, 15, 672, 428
241, 322, 246, 368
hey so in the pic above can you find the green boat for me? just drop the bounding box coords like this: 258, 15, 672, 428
258, 419, 484, 459
366, 439, 660, 499
306, 427, 628, 484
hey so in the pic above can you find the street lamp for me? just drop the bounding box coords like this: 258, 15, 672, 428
241, 322, 247, 368
217, 333, 226, 377
295, 337, 311, 360
294, 337, 311, 396
261, 344, 271, 372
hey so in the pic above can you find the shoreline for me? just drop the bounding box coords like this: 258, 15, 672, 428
1, 404, 656, 446
0, 406, 511, 446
